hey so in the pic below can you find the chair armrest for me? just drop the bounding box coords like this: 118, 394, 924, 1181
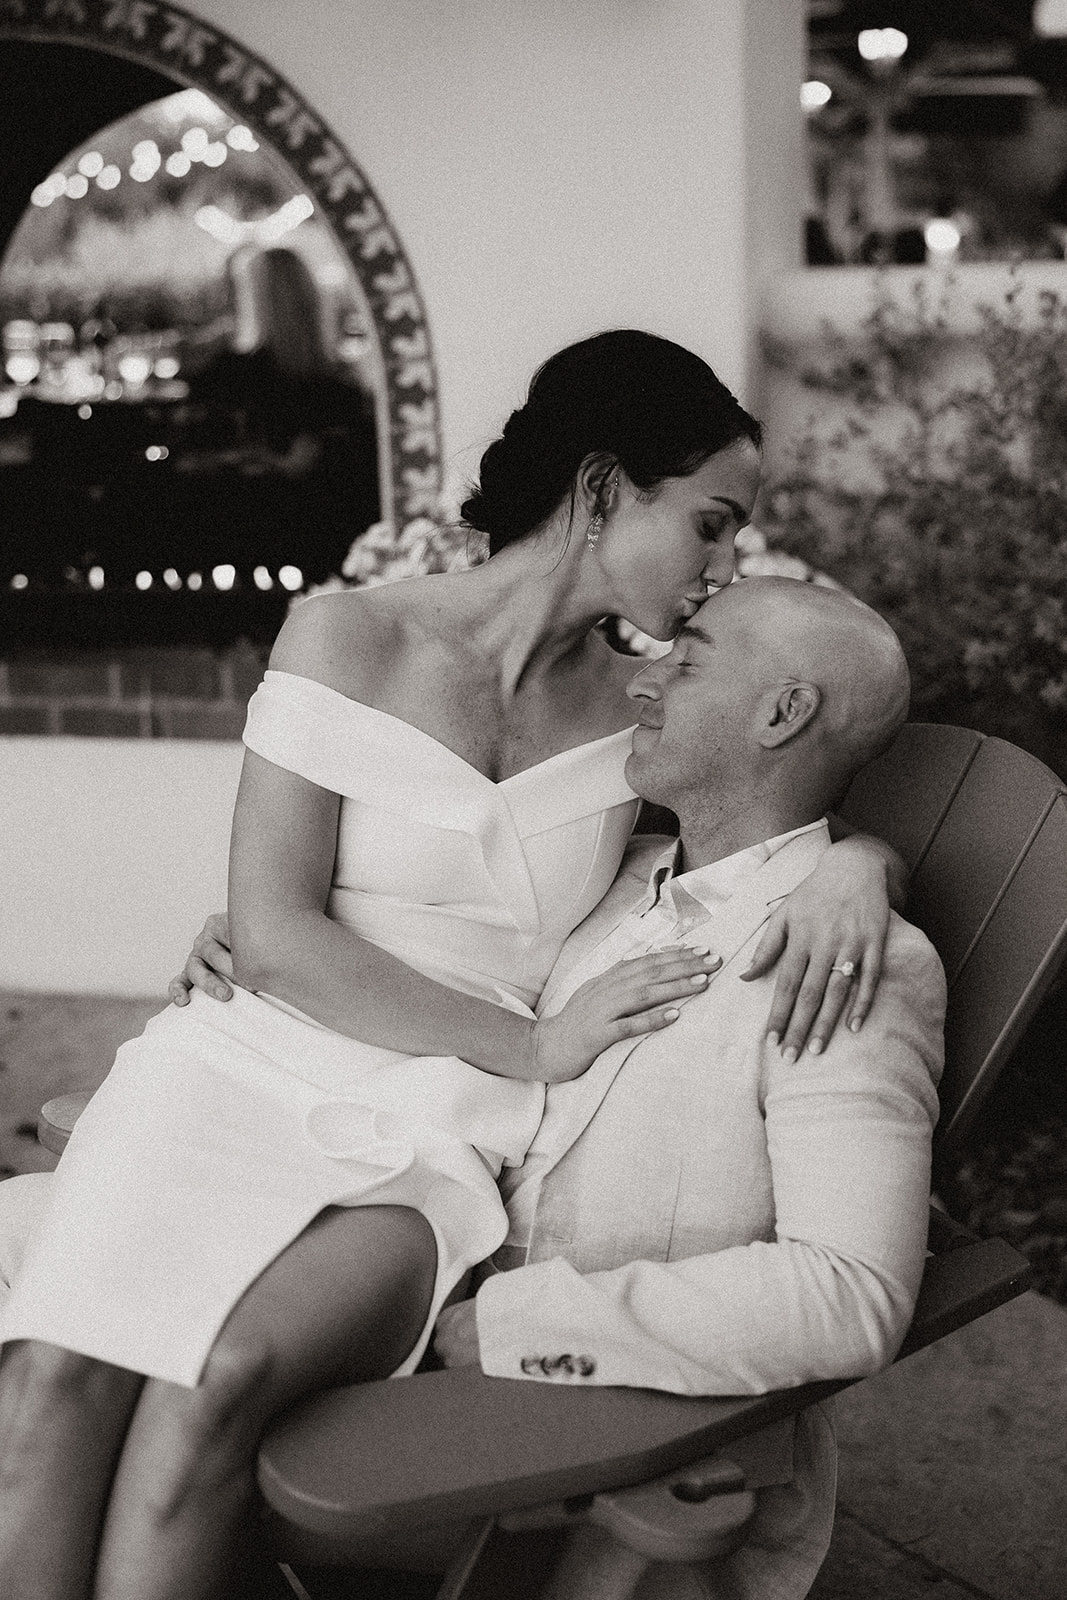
37, 1091, 93, 1157
258, 1213, 1031, 1557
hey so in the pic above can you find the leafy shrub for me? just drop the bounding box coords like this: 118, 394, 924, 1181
761, 277, 1067, 773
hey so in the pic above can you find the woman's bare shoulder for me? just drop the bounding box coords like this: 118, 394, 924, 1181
268, 587, 413, 701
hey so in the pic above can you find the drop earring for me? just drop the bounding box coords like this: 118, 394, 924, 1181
586, 472, 618, 550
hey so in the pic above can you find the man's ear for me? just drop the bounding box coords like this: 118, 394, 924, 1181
759, 682, 821, 748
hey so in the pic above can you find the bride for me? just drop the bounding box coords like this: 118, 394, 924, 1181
0, 330, 897, 1600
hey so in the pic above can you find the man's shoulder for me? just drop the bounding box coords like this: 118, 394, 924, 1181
885, 909, 945, 991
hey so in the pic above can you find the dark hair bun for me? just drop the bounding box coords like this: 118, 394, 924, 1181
462, 330, 760, 555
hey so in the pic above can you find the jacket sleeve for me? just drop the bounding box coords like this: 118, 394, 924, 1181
475, 924, 945, 1396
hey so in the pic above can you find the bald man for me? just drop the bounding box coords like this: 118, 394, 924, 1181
436, 578, 944, 1599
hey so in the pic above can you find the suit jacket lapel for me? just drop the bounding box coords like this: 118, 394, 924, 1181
528, 824, 831, 1178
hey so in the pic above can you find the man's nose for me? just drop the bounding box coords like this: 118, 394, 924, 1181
626, 665, 663, 704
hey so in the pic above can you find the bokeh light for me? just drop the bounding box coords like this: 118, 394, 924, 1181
801, 80, 833, 112
858, 27, 908, 62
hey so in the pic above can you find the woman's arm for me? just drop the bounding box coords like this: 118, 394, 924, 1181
227, 748, 713, 1084
828, 817, 907, 910
741, 831, 905, 1059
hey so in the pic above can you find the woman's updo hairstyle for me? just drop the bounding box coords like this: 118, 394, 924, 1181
461, 329, 762, 555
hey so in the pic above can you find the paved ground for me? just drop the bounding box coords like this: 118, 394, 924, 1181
2, 990, 1065, 1599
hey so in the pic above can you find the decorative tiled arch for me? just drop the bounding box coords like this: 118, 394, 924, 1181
0, 0, 443, 529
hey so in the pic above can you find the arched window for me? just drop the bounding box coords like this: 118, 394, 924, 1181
0, 10, 441, 649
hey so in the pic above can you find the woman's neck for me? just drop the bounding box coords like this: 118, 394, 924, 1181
445, 539, 613, 698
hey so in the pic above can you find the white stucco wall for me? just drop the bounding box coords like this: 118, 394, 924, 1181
2, 0, 805, 996
1, 739, 243, 997
190, 0, 803, 485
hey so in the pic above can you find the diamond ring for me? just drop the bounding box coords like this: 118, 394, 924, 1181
830, 959, 857, 977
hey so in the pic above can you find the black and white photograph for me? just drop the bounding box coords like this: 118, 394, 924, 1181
0, 3, 1064, 1597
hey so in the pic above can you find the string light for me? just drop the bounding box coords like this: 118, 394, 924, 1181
278, 566, 303, 592
212, 564, 236, 591
253, 566, 274, 590
135, 570, 153, 590
118, 354, 151, 387
88, 566, 105, 590
925, 217, 962, 263
226, 125, 259, 151
5, 354, 40, 384
78, 151, 104, 177
162, 568, 182, 590
858, 27, 908, 62
801, 80, 833, 112
1034, 0, 1067, 36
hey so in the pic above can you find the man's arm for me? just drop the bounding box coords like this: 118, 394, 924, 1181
471, 925, 944, 1397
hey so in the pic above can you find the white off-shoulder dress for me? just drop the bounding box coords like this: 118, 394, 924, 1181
0, 671, 639, 1386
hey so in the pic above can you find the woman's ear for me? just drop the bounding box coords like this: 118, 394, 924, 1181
760, 682, 821, 748
576, 453, 619, 515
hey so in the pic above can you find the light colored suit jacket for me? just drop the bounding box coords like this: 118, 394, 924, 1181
477, 826, 945, 1598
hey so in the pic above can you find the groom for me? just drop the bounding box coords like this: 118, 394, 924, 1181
435, 577, 944, 1598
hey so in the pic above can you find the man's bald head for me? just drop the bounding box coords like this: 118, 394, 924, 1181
624, 577, 910, 837
715, 577, 910, 779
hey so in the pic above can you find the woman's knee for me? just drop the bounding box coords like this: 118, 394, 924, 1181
126, 1342, 273, 1518
156, 1338, 274, 1450
0, 1340, 139, 1414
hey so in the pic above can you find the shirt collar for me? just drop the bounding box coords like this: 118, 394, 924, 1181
640, 819, 828, 928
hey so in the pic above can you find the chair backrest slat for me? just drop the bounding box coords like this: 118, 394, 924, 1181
907, 738, 1065, 986
840, 724, 1067, 1159
937, 795, 1067, 1152
838, 723, 982, 874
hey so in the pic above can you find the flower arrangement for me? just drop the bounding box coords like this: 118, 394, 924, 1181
760, 276, 1067, 774
303, 514, 484, 600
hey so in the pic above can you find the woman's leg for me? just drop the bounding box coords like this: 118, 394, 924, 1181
0, 1341, 143, 1600
94, 1203, 437, 1600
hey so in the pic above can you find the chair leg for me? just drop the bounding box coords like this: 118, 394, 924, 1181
539, 1523, 650, 1600
434, 1520, 651, 1600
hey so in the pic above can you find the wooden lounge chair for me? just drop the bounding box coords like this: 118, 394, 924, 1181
257, 724, 1067, 1598
37, 724, 1067, 1598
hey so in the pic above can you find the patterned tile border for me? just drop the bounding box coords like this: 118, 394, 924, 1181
0, 0, 443, 528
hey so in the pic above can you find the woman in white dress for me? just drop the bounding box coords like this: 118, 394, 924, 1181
0, 331, 899, 1600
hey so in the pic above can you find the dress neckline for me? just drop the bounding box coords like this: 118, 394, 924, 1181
264, 670, 636, 788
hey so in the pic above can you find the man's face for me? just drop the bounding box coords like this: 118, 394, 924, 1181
623, 585, 774, 809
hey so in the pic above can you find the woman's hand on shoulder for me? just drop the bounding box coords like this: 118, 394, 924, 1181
741, 836, 892, 1060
